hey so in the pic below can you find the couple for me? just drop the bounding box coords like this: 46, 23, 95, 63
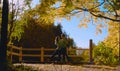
50, 34, 71, 63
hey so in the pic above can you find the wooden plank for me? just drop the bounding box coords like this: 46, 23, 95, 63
45, 48, 87, 50
41, 47, 44, 62
44, 49, 55, 51
22, 54, 41, 57
68, 55, 82, 57
11, 47, 89, 51
12, 52, 19, 56
22, 54, 83, 58
12, 46, 21, 50
44, 55, 51, 57
68, 48, 89, 51
44, 55, 82, 57
19, 47, 22, 63
44, 48, 89, 51
22, 48, 41, 51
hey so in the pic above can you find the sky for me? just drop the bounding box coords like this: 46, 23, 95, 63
54, 17, 108, 48
9, 0, 108, 48
31, 0, 108, 48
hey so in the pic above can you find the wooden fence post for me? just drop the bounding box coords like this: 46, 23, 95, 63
41, 47, 44, 62
89, 39, 93, 63
10, 46, 13, 63
19, 47, 22, 63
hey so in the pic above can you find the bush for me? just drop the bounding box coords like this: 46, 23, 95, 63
93, 42, 118, 65
80, 50, 89, 62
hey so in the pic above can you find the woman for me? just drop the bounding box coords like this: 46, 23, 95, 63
50, 36, 61, 62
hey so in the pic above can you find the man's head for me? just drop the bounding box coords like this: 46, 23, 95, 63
61, 34, 65, 38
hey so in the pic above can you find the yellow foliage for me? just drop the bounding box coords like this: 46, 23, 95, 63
78, 23, 88, 28
104, 21, 119, 57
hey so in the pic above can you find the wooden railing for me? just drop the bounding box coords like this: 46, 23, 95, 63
7, 39, 93, 63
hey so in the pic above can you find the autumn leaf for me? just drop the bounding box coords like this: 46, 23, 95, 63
78, 23, 88, 28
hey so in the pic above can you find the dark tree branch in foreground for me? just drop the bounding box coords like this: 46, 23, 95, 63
90, 12, 120, 22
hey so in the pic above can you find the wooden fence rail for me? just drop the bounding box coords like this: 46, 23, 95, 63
8, 39, 93, 63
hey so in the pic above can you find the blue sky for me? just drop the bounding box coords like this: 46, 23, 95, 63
54, 17, 108, 48
31, 0, 108, 48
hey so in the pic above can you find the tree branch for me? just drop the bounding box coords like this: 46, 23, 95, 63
107, 0, 119, 18
90, 12, 120, 22
89, 1, 105, 11
54, 1, 120, 22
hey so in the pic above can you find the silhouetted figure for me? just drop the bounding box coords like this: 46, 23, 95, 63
58, 34, 72, 63
50, 36, 61, 62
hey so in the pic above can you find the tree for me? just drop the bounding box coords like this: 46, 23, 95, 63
0, 0, 9, 71
8, 0, 20, 44
8, 1, 64, 48
38, 0, 120, 33
8, 0, 32, 45
104, 21, 119, 63
39, 0, 120, 21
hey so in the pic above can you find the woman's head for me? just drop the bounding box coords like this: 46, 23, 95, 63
55, 36, 60, 41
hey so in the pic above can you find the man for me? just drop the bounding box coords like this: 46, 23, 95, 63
58, 34, 71, 63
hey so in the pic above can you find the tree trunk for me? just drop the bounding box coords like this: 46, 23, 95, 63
0, 0, 9, 71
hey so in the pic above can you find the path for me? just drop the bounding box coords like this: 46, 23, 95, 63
14, 63, 120, 71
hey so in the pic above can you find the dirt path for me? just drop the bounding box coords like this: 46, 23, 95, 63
14, 63, 120, 71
